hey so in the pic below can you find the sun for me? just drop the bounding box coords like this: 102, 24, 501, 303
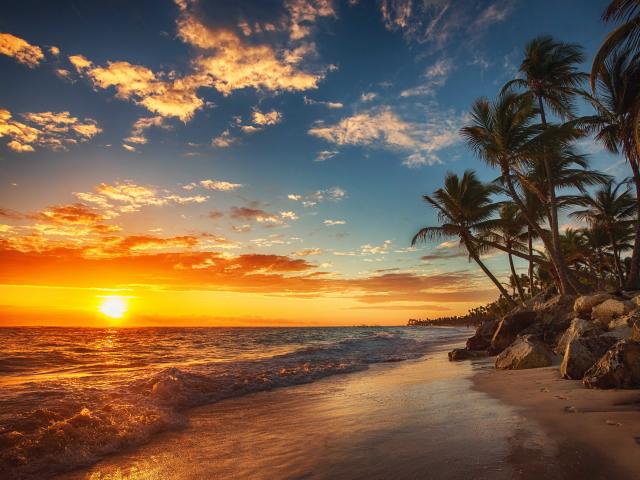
98, 296, 128, 319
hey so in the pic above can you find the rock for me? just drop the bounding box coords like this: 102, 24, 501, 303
574, 293, 613, 315
530, 295, 577, 347
495, 336, 553, 370
632, 322, 640, 342
490, 310, 538, 354
466, 319, 499, 351
583, 340, 640, 389
609, 316, 631, 331
560, 335, 619, 380
554, 318, 604, 355
448, 348, 488, 361
591, 299, 634, 327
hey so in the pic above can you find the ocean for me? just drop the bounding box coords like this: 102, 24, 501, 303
0, 326, 466, 479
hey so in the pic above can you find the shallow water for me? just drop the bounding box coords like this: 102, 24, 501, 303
0, 326, 468, 478
61, 341, 559, 480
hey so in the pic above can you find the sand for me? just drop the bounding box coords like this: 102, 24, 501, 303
57, 338, 640, 480
474, 364, 640, 479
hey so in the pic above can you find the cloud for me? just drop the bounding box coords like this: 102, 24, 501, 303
361, 240, 392, 255
124, 116, 166, 145
303, 96, 343, 109
323, 219, 346, 226
308, 106, 463, 166
122, 143, 136, 152
0, 33, 44, 67
211, 129, 237, 147
400, 57, 453, 97
0, 108, 101, 153
360, 92, 378, 102
229, 205, 283, 225
175, 0, 329, 96
378, 0, 515, 53
471, 1, 516, 31
252, 109, 282, 126
287, 186, 346, 207
286, 0, 335, 41
71, 58, 206, 121
75, 181, 208, 217
198, 179, 243, 191
294, 248, 323, 256
315, 150, 339, 161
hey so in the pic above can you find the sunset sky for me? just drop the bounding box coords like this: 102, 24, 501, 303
0, 0, 621, 326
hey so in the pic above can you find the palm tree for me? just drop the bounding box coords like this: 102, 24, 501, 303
461, 92, 582, 294
571, 180, 635, 287
412, 171, 517, 305
591, 1, 640, 90
492, 204, 528, 301
502, 35, 588, 294
579, 50, 640, 288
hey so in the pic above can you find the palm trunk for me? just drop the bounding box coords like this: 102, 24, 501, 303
500, 164, 565, 292
508, 251, 526, 302
527, 227, 535, 295
608, 224, 625, 289
624, 155, 640, 290
536, 96, 575, 295
471, 252, 517, 307
464, 232, 517, 306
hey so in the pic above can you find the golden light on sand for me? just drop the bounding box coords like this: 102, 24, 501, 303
98, 296, 128, 319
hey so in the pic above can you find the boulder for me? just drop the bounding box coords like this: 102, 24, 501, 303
466, 319, 499, 351
495, 336, 553, 370
632, 322, 640, 342
583, 340, 640, 389
490, 310, 537, 354
560, 335, 619, 380
554, 318, 604, 355
591, 299, 634, 327
448, 348, 488, 361
574, 293, 613, 315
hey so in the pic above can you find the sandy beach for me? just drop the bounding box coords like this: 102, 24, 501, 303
51, 335, 637, 480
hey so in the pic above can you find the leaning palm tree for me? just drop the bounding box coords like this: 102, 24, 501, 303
571, 180, 636, 287
412, 171, 516, 305
461, 92, 580, 294
502, 35, 588, 294
579, 50, 640, 288
591, 1, 640, 90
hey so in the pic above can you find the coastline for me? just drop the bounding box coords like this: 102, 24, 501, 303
54, 332, 593, 480
473, 364, 640, 479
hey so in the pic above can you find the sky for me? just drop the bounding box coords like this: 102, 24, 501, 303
0, 0, 623, 326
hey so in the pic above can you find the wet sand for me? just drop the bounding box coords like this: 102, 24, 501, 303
58, 338, 636, 480
474, 366, 640, 479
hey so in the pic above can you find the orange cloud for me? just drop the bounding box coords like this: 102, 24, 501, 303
0, 108, 101, 153
0, 33, 44, 67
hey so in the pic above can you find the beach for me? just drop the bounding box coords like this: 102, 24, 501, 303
53, 333, 638, 480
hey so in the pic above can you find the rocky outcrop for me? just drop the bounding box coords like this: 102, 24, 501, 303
448, 348, 488, 361
554, 317, 604, 355
591, 299, 634, 327
490, 310, 537, 354
495, 336, 553, 370
574, 293, 613, 316
560, 335, 618, 380
632, 322, 640, 342
466, 319, 499, 351
583, 340, 640, 389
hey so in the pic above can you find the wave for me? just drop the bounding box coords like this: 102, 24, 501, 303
0, 329, 459, 479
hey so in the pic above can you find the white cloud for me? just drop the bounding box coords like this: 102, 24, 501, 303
252, 109, 282, 126
360, 92, 378, 102
316, 150, 339, 162
288, 186, 346, 207
212, 129, 237, 148
324, 219, 346, 226
308, 106, 464, 167
198, 179, 243, 191
304, 96, 343, 109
